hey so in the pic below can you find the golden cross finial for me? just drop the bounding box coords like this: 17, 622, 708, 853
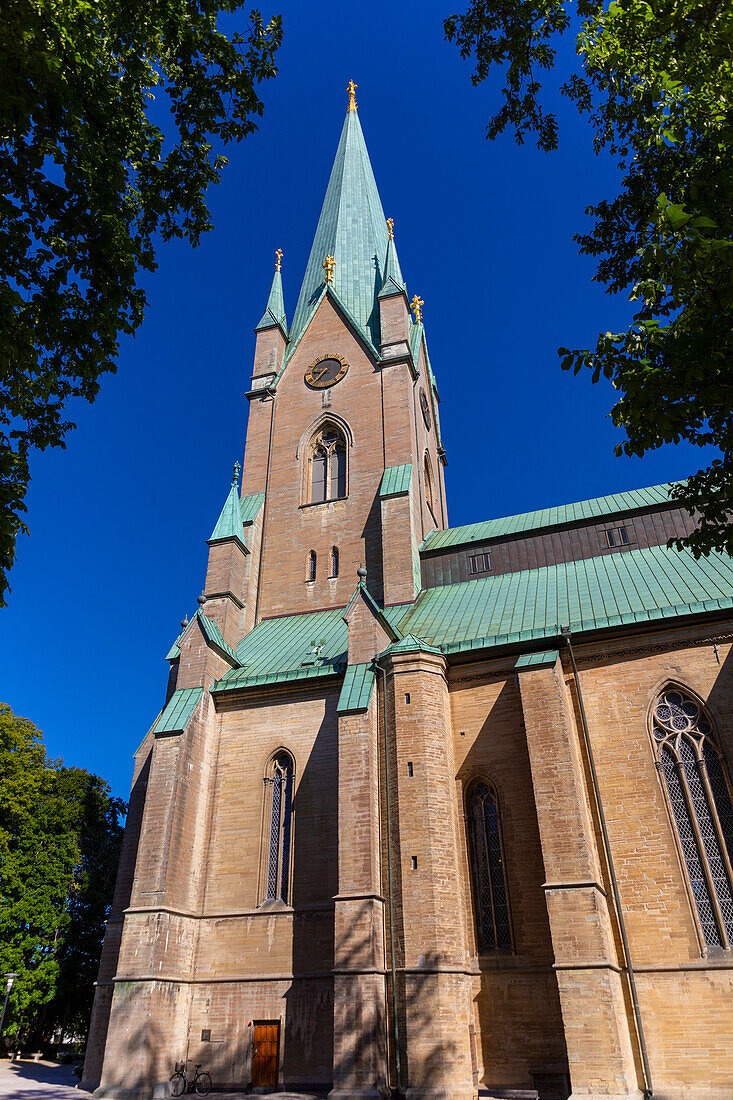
347, 79, 358, 111
411, 294, 424, 324
275, 248, 283, 271
323, 254, 336, 283
386, 217, 394, 240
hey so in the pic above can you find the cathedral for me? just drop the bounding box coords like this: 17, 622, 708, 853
83, 85, 733, 1100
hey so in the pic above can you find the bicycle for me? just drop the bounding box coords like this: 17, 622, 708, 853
170, 1060, 212, 1096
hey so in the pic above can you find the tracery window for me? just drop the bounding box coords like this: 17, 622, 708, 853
654, 688, 733, 948
264, 752, 294, 904
466, 779, 513, 951
310, 426, 347, 503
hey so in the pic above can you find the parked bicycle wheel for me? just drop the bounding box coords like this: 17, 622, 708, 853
195, 1071, 212, 1095
170, 1072, 186, 1096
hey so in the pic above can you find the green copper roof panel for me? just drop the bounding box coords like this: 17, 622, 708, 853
197, 611, 240, 665
380, 464, 412, 499
420, 482, 679, 551
240, 492, 265, 526
287, 108, 390, 355
378, 236, 406, 298
515, 650, 559, 669
209, 484, 245, 544
337, 662, 376, 714
255, 268, 287, 334
396, 545, 733, 651
208, 544, 733, 693
153, 687, 203, 735
210, 606, 348, 692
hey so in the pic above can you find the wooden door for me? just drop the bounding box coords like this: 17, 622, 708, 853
252, 1021, 280, 1087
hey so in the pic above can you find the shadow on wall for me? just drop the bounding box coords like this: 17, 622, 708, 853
82, 748, 153, 1092
283, 694, 338, 1091
454, 679, 569, 1094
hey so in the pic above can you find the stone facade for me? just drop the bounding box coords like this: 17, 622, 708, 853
84, 99, 733, 1100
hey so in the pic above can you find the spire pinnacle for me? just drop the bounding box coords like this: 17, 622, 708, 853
232, 460, 241, 488
411, 294, 424, 324
347, 79, 358, 111
255, 260, 287, 336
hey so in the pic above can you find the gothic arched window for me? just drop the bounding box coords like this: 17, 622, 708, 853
310, 426, 347, 503
654, 687, 733, 949
307, 550, 317, 582
466, 779, 513, 951
330, 547, 339, 577
264, 752, 294, 904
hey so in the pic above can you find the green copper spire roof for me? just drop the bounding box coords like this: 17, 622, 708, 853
378, 234, 406, 299
255, 266, 287, 336
208, 464, 246, 548
288, 104, 390, 355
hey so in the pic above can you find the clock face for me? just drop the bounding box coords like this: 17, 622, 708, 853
305, 354, 349, 389
420, 387, 431, 429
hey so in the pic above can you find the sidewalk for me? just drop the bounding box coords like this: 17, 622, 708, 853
0, 1059, 93, 1098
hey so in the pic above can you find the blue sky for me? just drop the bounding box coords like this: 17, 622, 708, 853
0, 0, 711, 798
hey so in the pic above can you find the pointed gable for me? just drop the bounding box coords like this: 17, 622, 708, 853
287, 106, 390, 357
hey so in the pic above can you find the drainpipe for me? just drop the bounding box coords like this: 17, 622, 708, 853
375, 656, 402, 1096
561, 628, 653, 1099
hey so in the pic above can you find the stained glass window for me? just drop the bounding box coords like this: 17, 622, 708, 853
466, 780, 513, 951
654, 688, 733, 948
265, 753, 294, 903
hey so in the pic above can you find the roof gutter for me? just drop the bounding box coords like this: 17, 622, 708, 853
561, 627, 653, 1099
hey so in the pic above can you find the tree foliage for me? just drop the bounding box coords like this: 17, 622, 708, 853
445, 0, 733, 555
0, 703, 125, 1047
0, 1, 283, 606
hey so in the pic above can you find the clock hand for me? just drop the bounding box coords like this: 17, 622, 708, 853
311, 366, 328, 381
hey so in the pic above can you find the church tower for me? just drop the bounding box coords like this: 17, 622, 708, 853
240, 79, 447, 622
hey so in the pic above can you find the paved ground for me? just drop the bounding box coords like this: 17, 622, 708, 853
0, 1059, 327, 1099
0, 1060, 92, 1099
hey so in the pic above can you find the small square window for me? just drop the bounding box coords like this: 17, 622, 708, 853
201, 1029, 211, 1042
469, 552, 491, 574
604, 526, 629, 549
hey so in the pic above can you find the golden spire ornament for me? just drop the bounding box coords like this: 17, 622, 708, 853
275, 248, 283, 271
411, 294, 424, 324
386, 217, 394, 240
347, 79, 358, 111
323, 254, 336, 283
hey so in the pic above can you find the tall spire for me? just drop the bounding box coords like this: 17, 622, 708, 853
288, 84, 390, 352
256, 250, 287, 336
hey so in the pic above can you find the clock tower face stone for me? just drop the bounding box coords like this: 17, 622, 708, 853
305, 354, 349, 389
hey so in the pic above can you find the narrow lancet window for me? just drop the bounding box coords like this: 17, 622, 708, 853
307, 550, 317, 582
466, 779, 512, 950
654, 688, 733, 948
330, 547, 339, 577
265, 753, 294, 903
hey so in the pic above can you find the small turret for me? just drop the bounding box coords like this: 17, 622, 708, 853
252, 251, 288, 388
202, 463, 249, 646
378, 218, 410, 361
